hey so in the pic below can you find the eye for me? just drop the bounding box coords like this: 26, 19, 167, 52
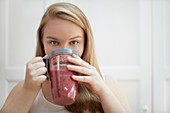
69, 40, 79, 45
49, 41, 60, 46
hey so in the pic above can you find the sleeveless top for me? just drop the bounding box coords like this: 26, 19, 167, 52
29, 90, 71, 113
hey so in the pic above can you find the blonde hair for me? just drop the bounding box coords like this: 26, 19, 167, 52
36, 2, 103, 113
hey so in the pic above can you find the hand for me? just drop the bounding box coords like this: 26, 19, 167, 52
67, 54, 107, 96
23, 57, 47, 92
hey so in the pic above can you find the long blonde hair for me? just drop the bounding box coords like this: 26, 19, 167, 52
36, 2, 103, 113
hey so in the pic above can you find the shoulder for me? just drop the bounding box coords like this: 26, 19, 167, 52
104, 75, 119, 86
104, 75, 132, 112
104, 75, 127, 99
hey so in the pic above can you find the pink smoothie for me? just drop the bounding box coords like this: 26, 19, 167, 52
49, 69, 78, 105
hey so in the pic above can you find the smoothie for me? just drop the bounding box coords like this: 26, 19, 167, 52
49, 51, 78, 106
50, 69, 78, 105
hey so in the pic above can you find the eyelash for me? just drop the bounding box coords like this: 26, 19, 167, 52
48, 40, 79, 46
69, 40, 79, 45
49, 41, 60, 46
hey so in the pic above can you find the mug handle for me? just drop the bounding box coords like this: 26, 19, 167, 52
43, 57, 49, 80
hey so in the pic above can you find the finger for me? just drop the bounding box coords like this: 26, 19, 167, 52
29, 57, 43, 64
31, 67, 47, 76
72, 75, 91, 83
33, 75, 47, 86
68, 55, 92, 69
32, 62, 45, 70
72, 54, 81, 59
67, 65, 94, 75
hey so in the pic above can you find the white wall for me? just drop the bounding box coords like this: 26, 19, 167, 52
153, 1, 170, 113
0, 0, 170, 113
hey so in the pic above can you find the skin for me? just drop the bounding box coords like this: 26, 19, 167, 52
0, 18, 132, 113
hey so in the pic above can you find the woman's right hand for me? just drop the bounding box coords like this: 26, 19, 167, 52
23, 57, 47, 92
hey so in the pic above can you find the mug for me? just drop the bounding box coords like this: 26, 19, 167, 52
43, 48, 78, 106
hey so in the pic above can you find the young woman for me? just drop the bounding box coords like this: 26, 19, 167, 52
0, 2, 132, 113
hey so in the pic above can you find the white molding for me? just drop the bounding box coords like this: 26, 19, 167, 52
165, 79, 170, 113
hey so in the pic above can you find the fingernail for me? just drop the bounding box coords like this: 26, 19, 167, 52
72, 54, 77, 57
67, 56, 71, 60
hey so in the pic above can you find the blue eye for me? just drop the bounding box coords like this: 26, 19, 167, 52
50, 41, 60, 46
70, 41, 78, 45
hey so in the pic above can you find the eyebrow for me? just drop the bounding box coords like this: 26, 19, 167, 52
70, 36, 83, 40
46, 36, 58, 40
46, 36, 83, 40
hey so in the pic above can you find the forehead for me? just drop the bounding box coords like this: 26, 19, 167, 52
43, 18, 84, 38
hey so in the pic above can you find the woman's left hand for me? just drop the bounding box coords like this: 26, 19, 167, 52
67, 54, 107, 96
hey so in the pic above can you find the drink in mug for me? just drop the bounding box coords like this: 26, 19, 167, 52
44, 48, 78, 105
